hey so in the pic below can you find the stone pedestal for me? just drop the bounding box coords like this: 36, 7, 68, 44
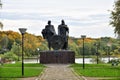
40, 50, 75, 64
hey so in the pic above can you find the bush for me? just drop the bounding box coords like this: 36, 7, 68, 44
2, 51, 18, 62
109, 59, 120, 66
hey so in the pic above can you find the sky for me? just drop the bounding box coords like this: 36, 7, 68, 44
0, 0, 116, 38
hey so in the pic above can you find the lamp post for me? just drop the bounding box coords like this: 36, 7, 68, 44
94, 43, 99, 64
81, 35, 86, 69
19, 28, 27, 76
37, 48, 40, 63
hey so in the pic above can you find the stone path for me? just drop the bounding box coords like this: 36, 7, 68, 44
19, 64, 120, 80
37, 64, 83, 80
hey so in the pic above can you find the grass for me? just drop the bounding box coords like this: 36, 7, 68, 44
0, 62, 45, 78
71, 63, 120, 78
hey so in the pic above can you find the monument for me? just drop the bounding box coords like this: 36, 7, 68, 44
41, 20, 75, 64
41, 20, 56, 50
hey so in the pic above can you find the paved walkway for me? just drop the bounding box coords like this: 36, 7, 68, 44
20, 64, 120, 80
37, 64, 83, 80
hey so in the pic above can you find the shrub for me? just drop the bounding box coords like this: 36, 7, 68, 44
2, 51, 18, 62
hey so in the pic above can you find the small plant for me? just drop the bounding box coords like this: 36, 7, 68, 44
109, 59, 120, 66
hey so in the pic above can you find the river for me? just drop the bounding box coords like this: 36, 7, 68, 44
24, 57, 119, 64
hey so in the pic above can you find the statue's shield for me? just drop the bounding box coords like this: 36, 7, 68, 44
50, 35, 64, 50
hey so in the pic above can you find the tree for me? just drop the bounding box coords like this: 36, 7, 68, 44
110, 0, 120, 37
23, 33, 41, 56
0, 35, 9, 50
0, 22, 3, 30
0, 0, 2, 8
0, 0, 3, 30
11, 42, 21, 60
69, 41, 79, 56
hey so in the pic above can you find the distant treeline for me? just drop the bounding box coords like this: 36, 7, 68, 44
0, 30, 120, 58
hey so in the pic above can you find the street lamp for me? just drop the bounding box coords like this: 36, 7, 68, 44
94, 43, 99, 64
19, 28, 27, 76
81, 35, 86, 69
37, 48, 40, 63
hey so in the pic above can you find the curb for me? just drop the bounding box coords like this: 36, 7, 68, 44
35, 67, 47, 80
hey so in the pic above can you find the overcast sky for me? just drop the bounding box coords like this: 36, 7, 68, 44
0, 0, 116, 38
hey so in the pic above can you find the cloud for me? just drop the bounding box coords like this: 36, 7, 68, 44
1, 0, 115, 38
69, 23, 115, 38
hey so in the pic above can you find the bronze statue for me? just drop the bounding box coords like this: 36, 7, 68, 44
41, 20, 69, 50
58, 20, 69, 50
42, 20, 56, 50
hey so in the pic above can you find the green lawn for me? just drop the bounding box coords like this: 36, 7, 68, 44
0, 63, 45, 78
71, 64, 120, 77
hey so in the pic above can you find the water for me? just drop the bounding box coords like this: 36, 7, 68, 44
75, 57, 119, 64
24, 58, 39, 63
23, 57, 119, 64
75, 58, 94, 64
